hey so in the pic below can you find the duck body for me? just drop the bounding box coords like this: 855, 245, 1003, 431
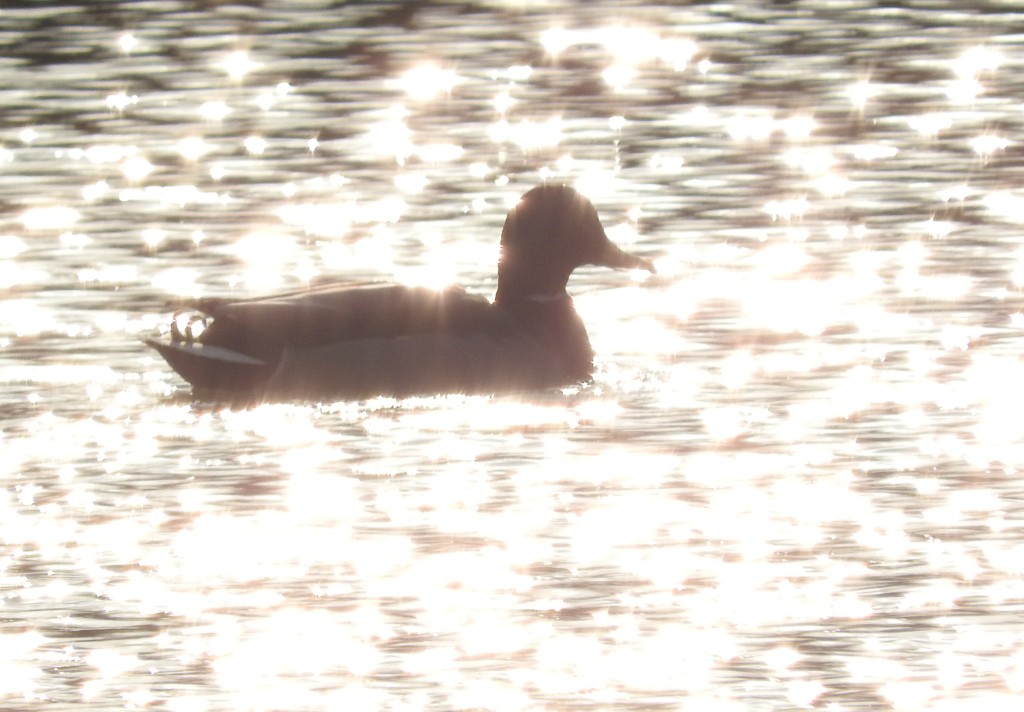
146, 184, 653, 403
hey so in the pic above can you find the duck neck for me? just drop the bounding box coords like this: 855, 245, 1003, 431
494, 263, 571, 305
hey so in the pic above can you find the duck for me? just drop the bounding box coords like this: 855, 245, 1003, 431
145, 184, 655, 403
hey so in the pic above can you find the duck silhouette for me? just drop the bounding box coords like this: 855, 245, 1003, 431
146, 184, 655, 402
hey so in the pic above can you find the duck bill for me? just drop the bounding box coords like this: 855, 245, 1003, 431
597, 239, 657, 274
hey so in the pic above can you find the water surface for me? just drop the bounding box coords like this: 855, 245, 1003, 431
2, 1, 1024, 710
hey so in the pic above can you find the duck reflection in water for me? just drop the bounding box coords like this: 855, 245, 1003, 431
146, 184, 656, 403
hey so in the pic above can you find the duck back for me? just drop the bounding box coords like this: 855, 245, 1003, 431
197, 284, 493, 362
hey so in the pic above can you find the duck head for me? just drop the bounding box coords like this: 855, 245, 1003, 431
494, 184, 655, 304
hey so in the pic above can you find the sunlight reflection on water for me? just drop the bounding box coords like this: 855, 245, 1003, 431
2, 1, 1024, 710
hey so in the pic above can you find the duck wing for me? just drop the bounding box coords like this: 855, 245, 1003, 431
148, 284, 497, 397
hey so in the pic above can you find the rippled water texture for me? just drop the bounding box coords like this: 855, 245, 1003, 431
3, 1, 1024, 710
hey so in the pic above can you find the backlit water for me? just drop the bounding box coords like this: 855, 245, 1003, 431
3, 1, 1024, 710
